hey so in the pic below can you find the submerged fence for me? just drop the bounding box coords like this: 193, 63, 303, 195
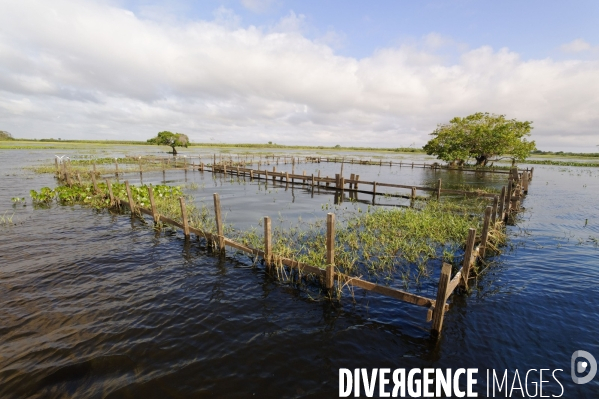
54, 173, 528, 337
50, 156, 531, 336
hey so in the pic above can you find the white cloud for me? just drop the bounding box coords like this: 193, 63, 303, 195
270, 10, 306, 33
0, 0, 598, 150
560, 38, 592, 53
315, 29, 347, 50
241, 0, 277, 13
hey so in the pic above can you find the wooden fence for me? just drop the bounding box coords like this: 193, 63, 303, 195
86, 176, 511, 337
200, 163, 529, 221
52, 157, 531, 336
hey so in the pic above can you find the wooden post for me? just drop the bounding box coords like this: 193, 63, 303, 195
491, 196, 499, 225
264, 216, 272, 269
335, 174, 339, 189
200, 162, 204, 172
54, 158, 59, 174
431, 263, 451, 337
411, 187, 417, 199
461, 228, 477, 289
530, 167, 534, 179
412, 162, 414, 168
250, 170, 254, 181
311, 174, 315, 190
326, 213, 335, 290
506, 180, 514, 213
340, 162, 344, 178
355, 175, 359, 190
125, 181, 135, 213
349, 173, 355, 189
498, 186, 506, 222
147, 185, 158, 223
522, 171, 529, 194
139, 157, 142, 173
480, 206, 492, 258
213, 193, 224, 251
437, 179, 442, 201
115, 159, 119, 176
340, 177, 345, 192
510, 167, 519, 182
76, 173, 82, 185
91, 172, 98, 193
179, 197, 190, 237
106, 179, 114, 206
372, 181, 377, 197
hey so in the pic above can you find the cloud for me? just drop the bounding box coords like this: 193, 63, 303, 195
560, 39, 592, 53
0, 0, 598, 150
315, 29, 347, 50
241, 0, 276, 13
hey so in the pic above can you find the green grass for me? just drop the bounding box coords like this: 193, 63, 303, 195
1, 139, 425, 153
530, 150, 599, 158
30, 177, 502, 292
230, 198, 499, 288
28, 157, 185, 175
523, 159, 599, 167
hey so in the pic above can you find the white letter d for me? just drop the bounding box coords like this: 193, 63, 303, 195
339, 369, 352, 397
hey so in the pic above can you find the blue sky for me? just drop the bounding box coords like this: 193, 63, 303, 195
120, 0, 599, 60
1, 0, 598, 150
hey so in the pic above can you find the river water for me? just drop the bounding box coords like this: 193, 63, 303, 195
0, 146, 598, 398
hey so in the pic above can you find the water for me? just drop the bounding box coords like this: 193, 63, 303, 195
1, 148, 598, 398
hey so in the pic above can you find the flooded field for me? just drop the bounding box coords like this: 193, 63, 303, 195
1, 146, 598, 397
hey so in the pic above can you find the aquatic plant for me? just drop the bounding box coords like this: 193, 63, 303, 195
29, 178, 503, 291
229, 198, 501, 288
0, 211, 15, 226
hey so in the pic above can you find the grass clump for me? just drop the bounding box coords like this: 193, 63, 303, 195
28, 156, 184, 175
231, 199, 496, 287
29, 179, 502, 291
30, 181, 220, 237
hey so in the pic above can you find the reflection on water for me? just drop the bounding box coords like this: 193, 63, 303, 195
1, 148, 598, 397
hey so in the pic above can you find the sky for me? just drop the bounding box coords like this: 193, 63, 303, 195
1, 0, 598, 151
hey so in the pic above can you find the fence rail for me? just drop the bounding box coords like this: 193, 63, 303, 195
95, 179, 513, 337
51, 157, 531, 336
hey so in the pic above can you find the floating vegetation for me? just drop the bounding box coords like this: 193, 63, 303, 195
523, 160, 599, 167
29, 182, 220, 236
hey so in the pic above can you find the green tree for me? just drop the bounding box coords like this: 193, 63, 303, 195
0, 130, 14, 140
423, 112, 535, 166
147, 131, 189, 155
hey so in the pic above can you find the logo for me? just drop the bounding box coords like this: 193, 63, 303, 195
571, 350, 597, 384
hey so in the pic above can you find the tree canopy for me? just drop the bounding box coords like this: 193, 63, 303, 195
0, 130, 14, 140
423, 112, 536, 166
147, 131, 189, 155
